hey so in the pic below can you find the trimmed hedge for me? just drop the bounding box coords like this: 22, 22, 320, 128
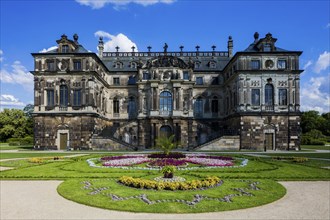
7, 136, 33, 146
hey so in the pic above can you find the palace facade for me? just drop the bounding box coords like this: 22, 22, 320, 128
31, 32, 302, 151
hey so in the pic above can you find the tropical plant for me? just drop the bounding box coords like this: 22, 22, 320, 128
154, 134, 180, 155
161, 165, 176, 178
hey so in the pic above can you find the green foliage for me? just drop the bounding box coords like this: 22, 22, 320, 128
161, 165, 176, 178
0, 107, 33, 142
301, 129, 327, 145
155, 134, 180, 155
7, 136, 34, 146
301, 111, 330, 145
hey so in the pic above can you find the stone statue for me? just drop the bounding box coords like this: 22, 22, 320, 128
163, 43, 168, 53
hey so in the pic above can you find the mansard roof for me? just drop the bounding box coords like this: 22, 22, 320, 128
144, 55, 191, 69
101, 51, 231, 72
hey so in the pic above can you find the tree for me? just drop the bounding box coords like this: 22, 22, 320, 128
301, 111, 320, 133
0, 107, 33, 142
155, 134, 180, 155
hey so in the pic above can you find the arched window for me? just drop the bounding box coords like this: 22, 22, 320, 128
194, 97, 203, 116
59, 85, 68, 107
160, 125, 172, 138
265, 84, 274, 105
159, 91, 172, 113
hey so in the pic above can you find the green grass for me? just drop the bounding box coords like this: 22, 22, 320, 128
300, 145, 330, 150
0, 143, 33, 151
0, 152, 87, 160
57, 178, 286, 213
264, 153, 330, 159
1, 153, 329, 213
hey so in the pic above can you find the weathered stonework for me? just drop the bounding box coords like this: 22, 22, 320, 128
31, 33, 302, 151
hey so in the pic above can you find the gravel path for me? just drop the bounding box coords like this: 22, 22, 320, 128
0, 180, 329, 220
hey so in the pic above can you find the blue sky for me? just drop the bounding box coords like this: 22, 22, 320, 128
0, 0, 329, 113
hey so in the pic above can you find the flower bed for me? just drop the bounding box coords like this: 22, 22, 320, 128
185, 157, 234, 166
101, 154, 145, 161
148, 158, 187, 167
102, 157, 150, 167
148, 152, 186, 159
118, 176, 221, 190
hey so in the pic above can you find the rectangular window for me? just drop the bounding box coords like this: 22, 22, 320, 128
196, 77, 203, 85
73, 90, 81, 106
211, 77, 219, 85
113, 77, 120, 85
61, 45, 69, 53
73, 60, 81, 70
250, 60, 260, 70
128, 76, 136, 85
263, 43, 271, 52
47, 61, 55, 71
278, 60, 287, 69
251, 89, 260, 106
279, 89, 287, 105
113, 100, 119, 114
142, 72, 149, 80
183, 71, 189, 80
47, 90, 54, 106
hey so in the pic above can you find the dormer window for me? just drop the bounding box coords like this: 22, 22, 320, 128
263, 43, 272, 52
62, 45, 69, 53
209, 61, 216, 69
130, 62, 137, 69
115, 62, 123, 69
194, 61, 201, 69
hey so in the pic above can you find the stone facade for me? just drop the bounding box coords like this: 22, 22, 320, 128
31, 32, 302, 151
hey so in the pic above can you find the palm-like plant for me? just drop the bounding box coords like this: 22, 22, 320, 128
155, 134, 180, 155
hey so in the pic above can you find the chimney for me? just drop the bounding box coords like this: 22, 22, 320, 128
227, 36, 233, 58
98, 37, 104, 58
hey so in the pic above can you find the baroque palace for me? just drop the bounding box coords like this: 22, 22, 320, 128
31, 32, 302, 151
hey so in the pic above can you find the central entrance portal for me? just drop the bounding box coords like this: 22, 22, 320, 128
160, 125, 172, 138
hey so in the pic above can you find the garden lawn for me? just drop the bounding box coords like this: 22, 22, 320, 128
1, 153, 329, 213
0, 152, 87, 160
57, 178, 286, 213
0, 143, 33, 151
300, 145, 330, 151
264, 153, 330, 159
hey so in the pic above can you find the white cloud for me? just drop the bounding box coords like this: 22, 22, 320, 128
0, 60, 34, 91
0, 94, 25, 107
314, 51, 330, 73
0, 49, 3, 62
301, 75, 330, 113
76, 0, 175, 9
303, 60, 312, 70
95, 31, 138, 52
39, 46, 58, 53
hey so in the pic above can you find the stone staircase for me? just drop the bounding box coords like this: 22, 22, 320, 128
194, 135, 240, 151
91, 120, 138, 151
